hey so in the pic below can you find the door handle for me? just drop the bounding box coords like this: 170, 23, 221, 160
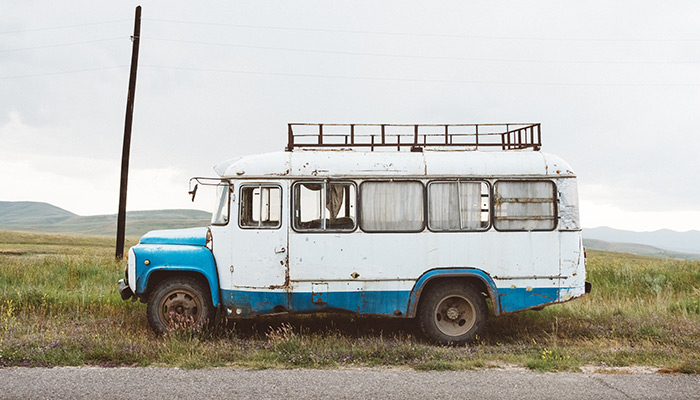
275, 246, 286, 254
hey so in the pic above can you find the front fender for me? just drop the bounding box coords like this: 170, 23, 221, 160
131, 244, 220, 307
407, 268, 501, 317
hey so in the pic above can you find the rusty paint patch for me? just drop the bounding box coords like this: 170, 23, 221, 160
311, 292, 326, 305
267, 255, 290, 290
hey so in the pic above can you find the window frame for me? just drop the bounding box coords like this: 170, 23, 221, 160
426, 180, 492, 233
492, 179, 558, 232
291, 180, 358, 233
238, 183, 283, 230
358, 180, 426, 233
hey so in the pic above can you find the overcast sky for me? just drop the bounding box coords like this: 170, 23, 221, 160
1, 1, 699, 232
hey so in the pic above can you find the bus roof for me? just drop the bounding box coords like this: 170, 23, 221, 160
214, 150, 576, 179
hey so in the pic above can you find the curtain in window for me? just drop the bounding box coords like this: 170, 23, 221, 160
429, 182, 482, 231
429, 182, 460, 230
327, 184, 345, 219
361, 181, 424, 231
459, 182, 482, 230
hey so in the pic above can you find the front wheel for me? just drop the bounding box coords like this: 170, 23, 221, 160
147, 276, 214, 335
418, 281, 487, 345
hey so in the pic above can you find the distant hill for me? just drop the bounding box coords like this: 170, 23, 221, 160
583, 239, 700, 261
2, 202, 700, 261
582, 227, 700, 255
0, 201, 77, 226
0, 201, 211, 237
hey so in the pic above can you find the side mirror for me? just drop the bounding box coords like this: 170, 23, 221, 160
188, 183, 199, 202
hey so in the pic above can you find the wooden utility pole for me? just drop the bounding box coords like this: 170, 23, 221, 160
116, 5, 141, 259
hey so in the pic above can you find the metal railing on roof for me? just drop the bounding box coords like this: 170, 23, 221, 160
286, 123, 541, 152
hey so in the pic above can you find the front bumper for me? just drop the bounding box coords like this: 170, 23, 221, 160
118, 279, 134, 300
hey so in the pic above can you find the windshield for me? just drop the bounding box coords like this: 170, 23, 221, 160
211, 183, 231, 225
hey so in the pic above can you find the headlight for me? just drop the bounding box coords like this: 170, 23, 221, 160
206, 229, 213, 250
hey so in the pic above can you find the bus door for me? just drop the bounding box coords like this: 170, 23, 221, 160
230, 181, 288, 288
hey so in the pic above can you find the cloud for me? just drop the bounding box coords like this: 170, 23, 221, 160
2, 1, 700, 231
580, 199, 700, 232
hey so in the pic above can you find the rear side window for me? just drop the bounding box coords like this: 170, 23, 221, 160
493, 180, 556, 231
293, 181, 356, 232
360, 181, 424, 232
428, 181, 490, 231
239, 184, 282, 229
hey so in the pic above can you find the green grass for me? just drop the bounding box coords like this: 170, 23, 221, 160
1, 231, 699, 372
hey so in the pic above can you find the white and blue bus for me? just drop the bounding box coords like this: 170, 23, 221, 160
119, 123, 588, 344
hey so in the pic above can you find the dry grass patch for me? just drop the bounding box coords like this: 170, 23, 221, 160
1, 233, 699, 372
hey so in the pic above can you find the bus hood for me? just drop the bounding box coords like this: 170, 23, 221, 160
138, 227, 209, 246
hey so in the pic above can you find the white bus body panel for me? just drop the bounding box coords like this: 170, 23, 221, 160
215, 150, 576, 180
210, 150, 585, 317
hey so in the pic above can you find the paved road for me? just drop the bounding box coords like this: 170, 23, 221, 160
0, 367, 698, 399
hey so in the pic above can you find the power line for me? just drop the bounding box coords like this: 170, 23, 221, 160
140, 64, 700, 87
2, 61, 695, 86
146, 37, 700, 65
0, 37, 125, 53
145, 18, 700, 43
0, 65, 127, 80
0, 20, 131, 35
5, 34, 694, 65
4, 62, 696, 86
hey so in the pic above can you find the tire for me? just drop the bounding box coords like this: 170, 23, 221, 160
146, 276, 214, 335
418, 281, 487, 345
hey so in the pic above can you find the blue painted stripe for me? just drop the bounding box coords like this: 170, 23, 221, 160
498, 286, 584, 313
222, 289, 411, 317
498, 287, 559, 313
222, 285, 584, 317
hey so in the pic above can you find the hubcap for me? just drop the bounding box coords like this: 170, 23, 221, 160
434, 294, 476, 337
158, 289, 202, 326
445, 307, 460, 320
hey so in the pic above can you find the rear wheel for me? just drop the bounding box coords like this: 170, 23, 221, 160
418, 281, 487, 345
147, 276, 214, 335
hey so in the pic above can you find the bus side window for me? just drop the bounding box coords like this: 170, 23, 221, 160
239, 185, 282, 229
359, 181, 424, 232
493, 180, 556, 231
428, 181, 490, 231
293, 181, 356, 232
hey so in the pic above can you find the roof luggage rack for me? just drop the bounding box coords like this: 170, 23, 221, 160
286, 123, 541, 152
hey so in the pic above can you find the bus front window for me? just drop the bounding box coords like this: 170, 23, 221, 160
211, 183, 231, 225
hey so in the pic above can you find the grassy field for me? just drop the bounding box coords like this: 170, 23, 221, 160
1, 230, 699, 372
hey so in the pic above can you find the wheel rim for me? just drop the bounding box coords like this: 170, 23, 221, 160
158, 288, 203, 327
433, 294, 476, 338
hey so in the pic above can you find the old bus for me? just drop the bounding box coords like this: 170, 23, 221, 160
119, 123, 588, 344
